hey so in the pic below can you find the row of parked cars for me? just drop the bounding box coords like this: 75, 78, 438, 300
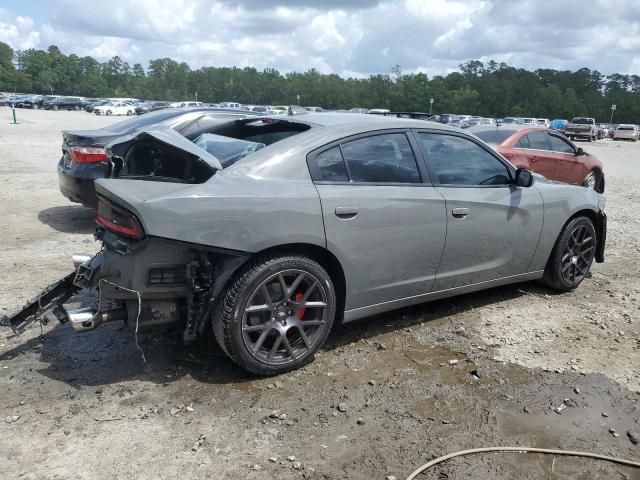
0, 92, 327, 117
7, 103, 606, 375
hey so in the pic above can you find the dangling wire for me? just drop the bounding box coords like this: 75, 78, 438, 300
99, 279, 145, 363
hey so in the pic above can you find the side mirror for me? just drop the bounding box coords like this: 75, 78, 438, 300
515, 168, 534, 187
575, 147, 585, 156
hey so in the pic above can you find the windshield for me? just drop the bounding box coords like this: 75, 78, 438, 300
571, 117, 592, 124
472, 128, 518, 144
618, 125, 636, 130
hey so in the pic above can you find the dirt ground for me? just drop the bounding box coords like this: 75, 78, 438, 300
0, 108, 638, 480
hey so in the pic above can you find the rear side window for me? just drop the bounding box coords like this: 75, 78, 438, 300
527, 131, 549, 150
316, 147, 348, 182
418, 133, 510, 186
340, 133, 420, 183
517, 135, 531, 148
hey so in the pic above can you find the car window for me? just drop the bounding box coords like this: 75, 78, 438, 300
340, 133, 421, 183
316, 147, 349, 182
418, 133, 511, 186
517, 135, 531, 148
547, 134, 575, 154
527, 131, 549, 150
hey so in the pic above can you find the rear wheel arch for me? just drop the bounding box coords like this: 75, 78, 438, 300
213, 243, 346, 324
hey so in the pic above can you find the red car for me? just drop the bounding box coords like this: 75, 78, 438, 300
470, 126, 604, 192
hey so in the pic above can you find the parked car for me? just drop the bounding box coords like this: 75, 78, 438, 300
502, 117, 522, 125
521, 117, 536, 126
48, 113, 605, 375
550, 119, 568, 133
348, 108, 369, 114
565, 117, 598, 142
43, 96, 84, 111
219, 102, 242, 109
249, 106, 271, 113
368, 108, 390, 114
135, 101, 170, 115
58, 108, 257, 207
613, 124, 639, 141
438, 113, 459, 124
470, 126, 604, 192
304, 106, 324, 113
536, 118, 550, 128
83, 100, 106, 112
93, 102, 135, 116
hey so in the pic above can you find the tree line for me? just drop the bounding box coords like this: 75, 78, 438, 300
0, 42, 639, 122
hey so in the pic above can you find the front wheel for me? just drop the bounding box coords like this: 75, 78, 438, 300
33, 104, 39, 110
212, 255, 336, 375
542, 216, 596, 292
582, 170, 601, 191
106, 110, 112, 116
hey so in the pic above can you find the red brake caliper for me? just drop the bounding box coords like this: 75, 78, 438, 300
295, 292, 305, 320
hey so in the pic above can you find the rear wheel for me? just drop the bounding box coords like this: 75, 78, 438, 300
126, 110, 133, 116
213, 255, 336, 375
106, 110, 112, 116
542, 216, 596, 292
33, 104, 39, 110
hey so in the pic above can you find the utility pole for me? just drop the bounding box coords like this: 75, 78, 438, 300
195, 91, 198, 102
609, 104, 616, 129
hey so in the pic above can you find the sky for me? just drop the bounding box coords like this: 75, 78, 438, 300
1, 0, 639, 77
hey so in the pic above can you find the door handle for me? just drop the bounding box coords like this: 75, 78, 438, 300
335, 207, 358, 219
451, 208, 469, 218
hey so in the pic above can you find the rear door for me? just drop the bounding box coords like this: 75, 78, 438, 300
416, 130, 544, 290
523, 130, 557, 180
309, 131, 447, 310
547, 132, 583, 185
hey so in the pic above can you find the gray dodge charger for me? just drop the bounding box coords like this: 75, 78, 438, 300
9, 112, 606, 375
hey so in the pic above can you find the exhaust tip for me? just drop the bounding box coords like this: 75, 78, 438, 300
67, 306, 102, 332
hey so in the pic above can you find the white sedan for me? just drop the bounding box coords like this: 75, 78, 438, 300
93, 102, 135, 116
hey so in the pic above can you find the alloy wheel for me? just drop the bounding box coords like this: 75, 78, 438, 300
241, 269, 329, 366
560, 224, 595, 284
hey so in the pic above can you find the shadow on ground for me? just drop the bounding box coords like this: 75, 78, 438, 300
0, 280, 557, 389
38, 205, 95, 234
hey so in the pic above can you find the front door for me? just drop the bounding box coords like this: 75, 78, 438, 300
416, 131, 544, 291
309, 132, 447, 310
547, 132, 584, 185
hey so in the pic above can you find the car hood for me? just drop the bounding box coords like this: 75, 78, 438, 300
106, 126, 224, 171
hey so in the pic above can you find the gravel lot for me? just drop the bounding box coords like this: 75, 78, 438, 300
1, 108, 638, 479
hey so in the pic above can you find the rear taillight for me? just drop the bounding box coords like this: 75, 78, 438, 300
70, 146, 107, 163
96, 197, 144, 239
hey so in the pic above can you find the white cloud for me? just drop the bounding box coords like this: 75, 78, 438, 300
0, 0, 638, 77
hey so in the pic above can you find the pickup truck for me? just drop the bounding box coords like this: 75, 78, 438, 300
565, 117, 598, 142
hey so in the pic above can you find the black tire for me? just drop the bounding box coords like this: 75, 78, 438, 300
74, 105, 80, 111
126, 110, 133, 116
542, 216, 596, 292
212, 254, 336, 375
106, 110, 112, 116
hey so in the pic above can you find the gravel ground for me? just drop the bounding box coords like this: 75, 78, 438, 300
0, 108, 638, 480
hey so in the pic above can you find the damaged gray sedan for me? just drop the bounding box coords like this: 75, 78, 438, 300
6, 113, 606, 375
